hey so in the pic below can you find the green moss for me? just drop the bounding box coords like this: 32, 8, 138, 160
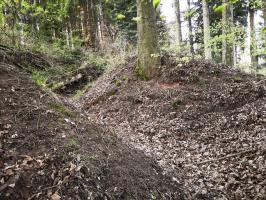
233, 75, 242, 82
190, 74, 205, 85
136, 64, 149, 81
73, 83, 92, 100
48, 103, 77, 118
50, 82, 64, 91
172, 99, 183, 109
67, 138, 80, 148
64, 138, 81, 154
32, 71, 48, 87
83, 155, 98, 162
86, 53, 107, 70
151, 194, 158, 200
190, 74, 200, 83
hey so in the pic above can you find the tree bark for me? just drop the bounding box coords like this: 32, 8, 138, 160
137, 0, 160, 79
202, 0, 212, 59
222, 0, 234, 66
80, 0, 88, 45
86, 0, 98, 49
249, 5, 258, 70
187, 0, 194, 56
175, 0, 182, 51
263, 0, 266, 26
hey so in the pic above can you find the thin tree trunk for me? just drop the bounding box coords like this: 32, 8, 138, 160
202, 0, 212, 59
69, 22, 74, 49
137, 0, 160, 79
80, 1, 88, 45
175, 0, 182, 52
263, 0, 266, 27
263, 0, 266, 63
249, 6, 258, 70
98, 2, 104, 46
187, 0, 194, 56
65, 25, 70, 47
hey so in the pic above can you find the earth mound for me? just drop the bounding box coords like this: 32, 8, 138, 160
81, 57, 266, 199
0, 53, 183, 199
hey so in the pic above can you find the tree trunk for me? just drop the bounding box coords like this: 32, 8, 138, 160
65, 25, 70, 47
202, 0, 212, 59
86, 0, 98, 49
80, 0, 88, 45
263, 0, 266, 27
69, 22, 74, 49
222, 0, 234, 66
249, 6, 258, 70
175, 0, 182, 51
263, 0, 266, 63
137, 0, 160, 79
187, 0, 194, 56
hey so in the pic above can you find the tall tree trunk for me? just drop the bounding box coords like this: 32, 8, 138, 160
86, 0, 98, 49
202, 0, 212, 59
137, 0, 160, 79
187, 0, 194, 56
65, 25, 70, 47
175, 0, 182, 52
98, 2, 104, 46
222, 0, 234, 66
263, 0, 266, 63
80, 0, 88, 45
69, 22, 74, 49
263, 0, 266, 27
249, 5, 258, 70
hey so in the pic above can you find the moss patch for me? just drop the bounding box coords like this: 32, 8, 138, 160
48, 102, 77, 118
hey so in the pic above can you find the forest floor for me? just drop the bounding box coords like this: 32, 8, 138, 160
0, 46, 183, 199
0, 46, 265, 199
76, 56, 266, 199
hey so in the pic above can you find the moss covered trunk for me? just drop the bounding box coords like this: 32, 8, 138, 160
137, 0, 160, 79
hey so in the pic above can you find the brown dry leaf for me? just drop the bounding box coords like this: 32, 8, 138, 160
5, 169, 14, 176
50, 192, 61, 200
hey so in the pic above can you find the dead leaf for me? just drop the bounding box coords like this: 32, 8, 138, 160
50, 192, 61, 200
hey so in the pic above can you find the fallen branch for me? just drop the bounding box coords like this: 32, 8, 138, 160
186, 148, 257, 167
0, 174, 20, 193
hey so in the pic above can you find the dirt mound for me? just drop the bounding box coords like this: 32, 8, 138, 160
0, 45, 52, 71
0, 62, 183, 199
82, 59, 266, 199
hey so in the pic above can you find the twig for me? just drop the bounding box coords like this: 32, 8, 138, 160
186, 148, 257, 167
0, 174, 20, 193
